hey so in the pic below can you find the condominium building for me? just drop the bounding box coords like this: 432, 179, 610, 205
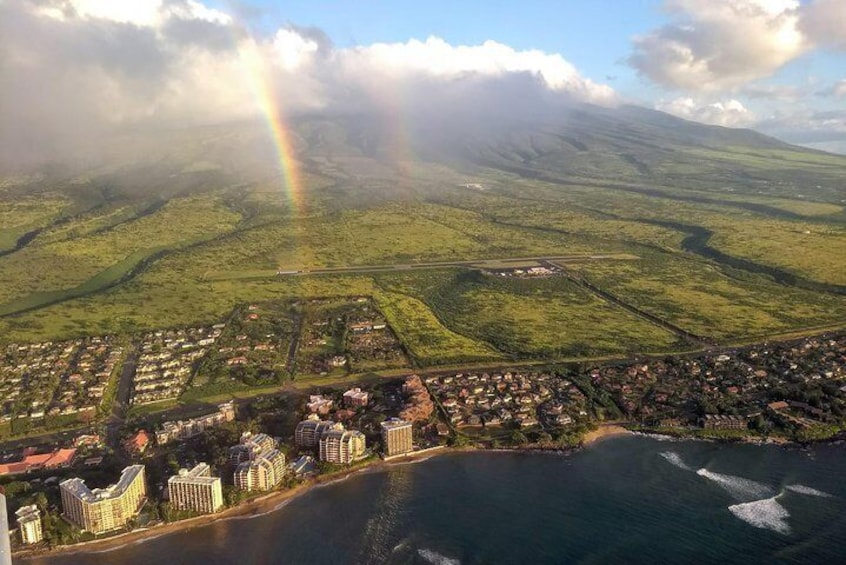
306, 395, 334, 415
228, 432, 277, 465
156, 402, 236, 445
59, 465, 147, 534
15, 505, 43, 545
319, 429, 366, 465
343, 387, 370, 408
234, 449, 286, 492
168, 463, 223, 514
294, 416, 342, 448
381, 418, 413, 457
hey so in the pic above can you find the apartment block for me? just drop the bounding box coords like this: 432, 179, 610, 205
294, 416, 342, 448
168, 463, 223, 514
319, 429, 366, 465
234, 449, 286, 492
381, 418, 413, 457
15, 504, 43, 545
59, 465, 147, 534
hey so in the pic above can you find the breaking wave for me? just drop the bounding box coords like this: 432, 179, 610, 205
786, 484, 833, 498
696, 468, 774, 501
659, 451, 692, 471
728, 496, 791, 535
417, 548, 461, 565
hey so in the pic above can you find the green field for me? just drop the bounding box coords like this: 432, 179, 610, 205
1, 111, 845, 373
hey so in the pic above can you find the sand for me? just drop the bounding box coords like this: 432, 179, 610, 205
582, 424, 631, 445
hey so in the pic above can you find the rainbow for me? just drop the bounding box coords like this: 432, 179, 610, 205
236, 37, 304, 214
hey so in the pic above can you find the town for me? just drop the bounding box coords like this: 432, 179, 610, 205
1, 312, 845, 554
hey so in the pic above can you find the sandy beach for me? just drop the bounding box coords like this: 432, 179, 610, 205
16, 434, 636, 560
582, 424, 631, 445
16, 448, 444, 561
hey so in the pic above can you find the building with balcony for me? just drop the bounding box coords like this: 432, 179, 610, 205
59, 465, 147, 534
319, 429, 366, 465
381, 418, 413, 457
168, 463, 223, 514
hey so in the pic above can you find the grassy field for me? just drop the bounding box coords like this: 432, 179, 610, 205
0, 195, 242, 306
1, 113, 845, 374
0, 195, 67, 251
568, 249, 846, 340
376, 270, 683, 358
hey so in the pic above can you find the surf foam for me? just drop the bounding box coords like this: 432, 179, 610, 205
785, 484, 833, 498
696, 468, 774, 501
728, 496, 791, 535
659, 451, 692, 471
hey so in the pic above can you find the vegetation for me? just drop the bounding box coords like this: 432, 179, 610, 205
0, 111, 844, 372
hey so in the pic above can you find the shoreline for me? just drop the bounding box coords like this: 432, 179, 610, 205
581, 424, 631, 445
15, 426, 835, 560
15, 447, 455, 561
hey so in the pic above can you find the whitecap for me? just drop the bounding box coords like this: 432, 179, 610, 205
417, 548, 461, 565
785, 484, 833, 498
696, 468, 774, 501
659, 451, 692, 471
728, 496, 791, 535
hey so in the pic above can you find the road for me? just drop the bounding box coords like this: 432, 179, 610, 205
106, 345, 140, 450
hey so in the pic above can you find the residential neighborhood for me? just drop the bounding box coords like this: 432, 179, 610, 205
0, 337, 123, 433
130, 326, 223, 405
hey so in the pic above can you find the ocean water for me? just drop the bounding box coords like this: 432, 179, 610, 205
25, 436, 846, 564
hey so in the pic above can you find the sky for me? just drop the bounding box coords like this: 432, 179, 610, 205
2, 0, 846, 161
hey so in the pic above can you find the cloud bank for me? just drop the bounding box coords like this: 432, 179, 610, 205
0, 0, 616, 165
628, 0, 846, 148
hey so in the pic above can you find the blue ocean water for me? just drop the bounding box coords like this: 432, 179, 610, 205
26, 436, 846, 564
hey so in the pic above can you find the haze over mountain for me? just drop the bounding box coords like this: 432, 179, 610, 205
3, 0, 846, 170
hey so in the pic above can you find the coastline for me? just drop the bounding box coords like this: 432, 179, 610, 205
15, 425, 832, 561
14, 447, 454, 561
581, 424, 631, 445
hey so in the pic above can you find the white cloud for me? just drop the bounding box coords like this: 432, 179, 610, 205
629, 0, 806, 91
656, 97, 755, 127
0, 0, 617, 164
801, 0, 846, 50
340, 37, 615, 102
37, 0, 231, 26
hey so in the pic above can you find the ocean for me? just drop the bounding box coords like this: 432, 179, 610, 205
25, 436, 846, 564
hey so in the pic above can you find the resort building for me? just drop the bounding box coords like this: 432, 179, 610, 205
381, 418, 413, 457
343, 387, 370, 408
228, 432, 277, 466
155, 402, 236, 445
59, 465, 147, 534
168, 463, 223, 514
295, 416, 342, 448
319, 429, 366, 465
234, 449, 286, 492
15, 505, 43, 545
306, 395, 334, 415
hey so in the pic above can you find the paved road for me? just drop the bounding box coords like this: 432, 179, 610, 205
106, 345, 139, 450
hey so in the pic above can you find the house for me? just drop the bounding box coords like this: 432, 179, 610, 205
123, 430, 151, 456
